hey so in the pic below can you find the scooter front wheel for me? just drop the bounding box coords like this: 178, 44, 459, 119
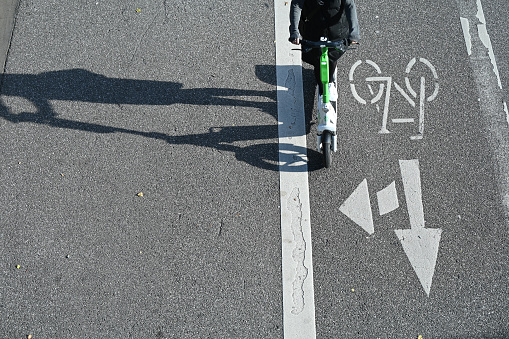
322, 131, 332, 168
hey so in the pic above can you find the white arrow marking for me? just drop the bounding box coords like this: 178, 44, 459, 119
395, 159, 442, 296
340, 179, 374, 235
394, 228, 442, 297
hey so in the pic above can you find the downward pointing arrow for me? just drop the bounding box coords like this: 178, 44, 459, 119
395, 159, 442, 296
395, 228, 442, 296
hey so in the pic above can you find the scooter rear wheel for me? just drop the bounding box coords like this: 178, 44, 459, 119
322, 131, 332, 168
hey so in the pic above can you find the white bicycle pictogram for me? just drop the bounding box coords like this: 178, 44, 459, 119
349, 58, 439, 140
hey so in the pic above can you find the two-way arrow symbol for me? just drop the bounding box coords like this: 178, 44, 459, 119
339, 159, 442, 296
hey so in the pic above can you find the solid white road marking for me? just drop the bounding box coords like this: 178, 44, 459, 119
274, 0, 316, 337
419, 58, 440, 102
460, 17, 472, 55
349, 60, 382, 105
399, 160, 425, 229
366, 76, 392, 134
404, 58, 439, 102
411, 76, 425, 140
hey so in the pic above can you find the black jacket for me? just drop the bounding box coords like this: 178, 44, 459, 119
289, 0, 360, 42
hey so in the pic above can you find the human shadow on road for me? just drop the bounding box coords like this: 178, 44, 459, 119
0, 68, 323, 172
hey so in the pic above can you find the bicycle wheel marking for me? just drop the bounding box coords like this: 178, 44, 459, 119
349, 58, 439, 140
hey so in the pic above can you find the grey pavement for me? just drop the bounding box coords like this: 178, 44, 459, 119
1, 0, 508, 338
1, 1, 281, 338
307, 0, 509, 337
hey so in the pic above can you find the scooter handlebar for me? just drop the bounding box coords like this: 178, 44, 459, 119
299, 39, 348, 53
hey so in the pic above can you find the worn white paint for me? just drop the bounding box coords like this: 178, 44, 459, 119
475, 0, 502, 89
458, 0, 509, 225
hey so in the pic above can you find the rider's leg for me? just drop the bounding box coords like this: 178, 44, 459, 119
313, 60, 338, 96
327, 59, 338, 101
313, 62, 336, 95
329, 59, 338, 83
313, 65, 324, 95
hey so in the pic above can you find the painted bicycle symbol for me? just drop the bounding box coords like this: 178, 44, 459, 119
349, 58, 439, 140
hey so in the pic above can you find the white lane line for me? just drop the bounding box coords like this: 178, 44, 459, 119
458, 0, 509, 222
274, 1, 316, 338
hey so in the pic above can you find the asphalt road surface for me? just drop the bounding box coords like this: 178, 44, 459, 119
1, 0, 508, 338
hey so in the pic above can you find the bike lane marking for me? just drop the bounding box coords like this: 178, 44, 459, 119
349, 58, 439, 139
337, 0, 509, 298
346, 54, 445, 295
274, 1, 316, 338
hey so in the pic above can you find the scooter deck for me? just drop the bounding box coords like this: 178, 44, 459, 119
316, 67, 338, 152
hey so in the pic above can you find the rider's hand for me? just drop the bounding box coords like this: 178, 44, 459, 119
290, 38, 300, 45
349, 40, 358, 46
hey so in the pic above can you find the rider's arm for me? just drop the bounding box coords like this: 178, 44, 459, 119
345, 0, 360, 43
289, 0, 305, 43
